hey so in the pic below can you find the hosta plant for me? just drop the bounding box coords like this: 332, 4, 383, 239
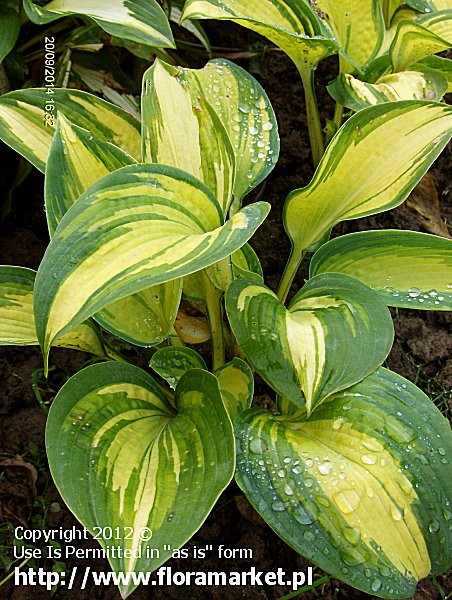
0, 52, 451, 600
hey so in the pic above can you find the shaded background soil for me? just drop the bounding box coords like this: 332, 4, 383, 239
0, 21, 451, 600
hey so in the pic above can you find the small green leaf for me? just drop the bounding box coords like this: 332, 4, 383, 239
46, 362, 234, 598
284, 101, 452, 254
0, 0, 20, 63
150, 347, 207, 389
235, 368, 452, 596
34, 163, 269, 365
215, 358, 254, 422
0, 88, 141, 172
310, 230, 452, 311
226, 274, 394, 415
0, 266, 105, 356
23, 0, 175, 49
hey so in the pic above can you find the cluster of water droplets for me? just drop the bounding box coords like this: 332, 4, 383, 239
202, 62, 278, 190
382, 284, 449, 307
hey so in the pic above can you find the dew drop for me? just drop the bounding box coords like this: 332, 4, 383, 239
390, 505, 404, 521
343, 526, 361, 546
332, 417, 346, 430
293, 506, 313, 525
249, 438, 265, 454
428, 520, 440, 533
332, 489, 362, 514
371, 578, 382, 592
361, 454, 377, 465
318, 461, 333, 475
303, 531, 315, 541
271, 500, 286, 512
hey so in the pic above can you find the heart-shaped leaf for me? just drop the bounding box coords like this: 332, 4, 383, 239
34, 163, 269, 366
46, 362, 234, 598
150, 346, 207, 389
235, 368, 452, 597
226, 274, 394, 415
310, 230, 452, 310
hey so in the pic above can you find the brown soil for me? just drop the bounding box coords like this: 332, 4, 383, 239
0, 22, 451, 600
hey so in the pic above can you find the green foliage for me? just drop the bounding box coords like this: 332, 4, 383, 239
0, 2, 451, 598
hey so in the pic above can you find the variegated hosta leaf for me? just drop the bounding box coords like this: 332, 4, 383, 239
284, 101, 452, 254
96, 280, 183, 347
0, 0, 20, 63
232, 244, 263, 282
46, 114, 182, 347
390, 11, 452, 72
315, 0, 385, 72
142, 59, 235, 215
150, 346, 207, 390
45, 113, 136, 235
181, 0, 338, 73
327, 70, 447, 111
168, 0, 211, 52
235, 368, 452, 597
226, 274, 394, 416
46, 362, 234, 598
0, 266, 105, 356
310, 230, 452, 311
215, 358, 254, 423
23, 0, 175, 49
34, 163, 270, 365
0, 88, 141, 172
181, 59, 280, 209
417, 55, 452, 92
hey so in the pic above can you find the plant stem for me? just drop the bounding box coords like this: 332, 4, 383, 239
0, 558, 30, 587
333, 101, 344, 130
277, 249, 305, 304
203, 273, 225, 371
298, 67, 324, 168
